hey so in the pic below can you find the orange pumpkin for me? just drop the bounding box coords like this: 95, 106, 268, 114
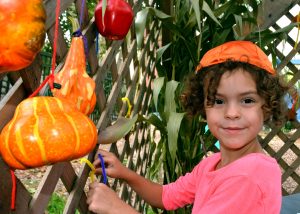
0, 96, 97, 170
52, 35, 96, 115
0, 0, 46, 73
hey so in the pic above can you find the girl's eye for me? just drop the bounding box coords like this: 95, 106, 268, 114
242, 98, 255, 104
214, 98, 224, 105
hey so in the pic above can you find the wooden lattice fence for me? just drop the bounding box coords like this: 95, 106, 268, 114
259, 0, 300, 196
1, 0, 300, 213
0, 0, 160, 213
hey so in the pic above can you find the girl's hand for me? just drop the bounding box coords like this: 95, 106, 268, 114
93, 149, 129, 179
87, 182, 139, 214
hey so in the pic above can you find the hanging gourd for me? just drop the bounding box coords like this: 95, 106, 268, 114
0, 96, 98, 170
0, 0, 46, 73
51, 34, 96, 115
94, 0, 134, 40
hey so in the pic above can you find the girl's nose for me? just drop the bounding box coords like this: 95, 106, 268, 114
224, 103, 241, 119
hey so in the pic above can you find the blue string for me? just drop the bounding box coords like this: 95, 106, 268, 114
96, 31, 99, 56
98, 153, 107, 184
79, 0, 85, 28
72, 0, 91, 74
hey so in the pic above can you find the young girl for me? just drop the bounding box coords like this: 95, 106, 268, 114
87, 41, 287, 214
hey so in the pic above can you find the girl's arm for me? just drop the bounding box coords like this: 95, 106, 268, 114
94, 149, 164, 209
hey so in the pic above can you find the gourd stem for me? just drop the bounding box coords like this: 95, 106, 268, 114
72, 30, 89, 71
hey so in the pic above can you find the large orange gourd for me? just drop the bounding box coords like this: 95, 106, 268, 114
0, 96, 97, 170
0, 0, 46, 73
52, 35, 96, 115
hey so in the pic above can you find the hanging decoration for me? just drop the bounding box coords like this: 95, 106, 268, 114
0, 0, 46, 73
94, 0, 134, 40
51, 34, 97, 115
0, 0, 98, 209
0, 96, 98, 170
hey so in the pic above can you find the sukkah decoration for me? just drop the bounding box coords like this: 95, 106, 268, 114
51, 34, 96, 115
0, 0, 46, 73
0, 96, 97, 170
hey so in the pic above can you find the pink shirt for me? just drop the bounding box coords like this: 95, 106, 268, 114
162, 153, 281, 213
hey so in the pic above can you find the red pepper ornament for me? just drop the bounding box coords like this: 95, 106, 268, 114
94, 0, 134, 40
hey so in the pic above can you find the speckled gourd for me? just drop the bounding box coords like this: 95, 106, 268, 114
52, 35, 96, 115
0, 96, 97, 170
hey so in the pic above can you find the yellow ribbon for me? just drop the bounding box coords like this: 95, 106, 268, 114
80, 158, 96, 182
122, 97, 132, 118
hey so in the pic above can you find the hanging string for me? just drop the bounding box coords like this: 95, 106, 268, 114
73, 0, 91, 73
96, 32, 99, 56
29, 0, 61, 97
10, 169, 16, 210
72, 0, 85, 35
78, 0, 85, 28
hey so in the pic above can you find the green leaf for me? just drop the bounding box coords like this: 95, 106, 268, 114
202, 1, 221, 26
149, 139, 164, 180
138, 113, 167, 135
167, 112, 185, 168
135, 8, 149, 49
164, 80, 179, 113
153, 77, 165, 111
135, 7, 171, 48
155, 61, 167, 77
233, 14, 243, 37
156, 43, 172, 62
98, 114, 138, 144
149, 7, 172, 19
190, 0, 201, 31
214, 1, 233, 17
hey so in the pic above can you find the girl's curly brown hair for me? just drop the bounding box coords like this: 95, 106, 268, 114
180, 60, 288, 126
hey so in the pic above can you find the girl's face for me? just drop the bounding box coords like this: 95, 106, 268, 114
205, 69, 264, 152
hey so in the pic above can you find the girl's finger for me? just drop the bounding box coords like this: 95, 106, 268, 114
89, 182, 99, 189
95, 168, 103, 175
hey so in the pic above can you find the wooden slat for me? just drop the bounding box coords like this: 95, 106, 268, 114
46, 24, 69, 62
75, 0, 90, 29
63, 151, 96, 214
94, 40, 123, 111
259, 0, 299, 30
276, 38, 300, 73
82, 17, 99, 75
30, 163, 66, 213
96, 41, 137, 130
0, 78, 26, 131
44, 0, 74, 30
0, 158, 32, 214
282, 157, 300, 181
60, 162, 88, 213
19, 54, 43, 95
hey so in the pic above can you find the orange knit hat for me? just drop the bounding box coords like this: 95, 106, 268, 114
196, 40, 275, 75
